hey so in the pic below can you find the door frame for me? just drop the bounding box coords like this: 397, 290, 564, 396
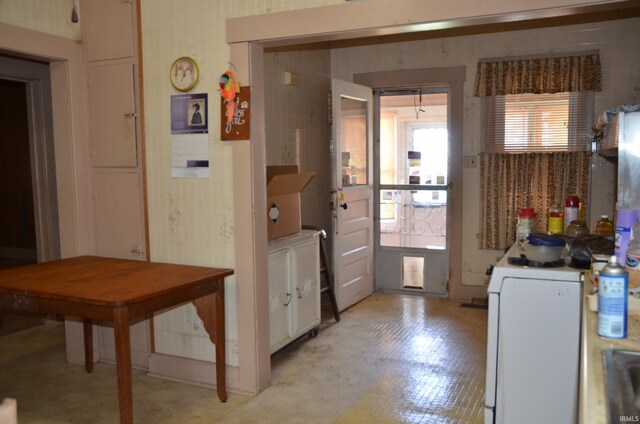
354, 67, 485, 301
0, 55, 61, 263
228, 0, 623, 393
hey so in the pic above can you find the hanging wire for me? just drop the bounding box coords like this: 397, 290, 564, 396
413, 88, 426, 119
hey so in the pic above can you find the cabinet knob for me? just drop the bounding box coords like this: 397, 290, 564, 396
125, 112, 137, 119
284, 293, 291, 306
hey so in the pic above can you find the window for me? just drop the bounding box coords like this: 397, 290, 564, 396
481, 91, 593, 154
378, 92, 449, 250
477, 90, 593, 249
474, 52, 600, 249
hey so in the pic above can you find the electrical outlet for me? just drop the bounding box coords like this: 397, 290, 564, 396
464, 155, 477, 169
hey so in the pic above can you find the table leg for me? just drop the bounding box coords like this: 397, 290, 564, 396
83, 319, 94, 373
192, 281, 227, 402
113, 307, 133, 424
214, 283, 227, 402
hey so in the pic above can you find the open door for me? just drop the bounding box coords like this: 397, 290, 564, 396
331, 79, 374, 311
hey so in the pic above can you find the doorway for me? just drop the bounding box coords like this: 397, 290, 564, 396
375, 88, 450, 296
0, 55, 60, 267
0, 78, 37, 269
0, 55, 61, 336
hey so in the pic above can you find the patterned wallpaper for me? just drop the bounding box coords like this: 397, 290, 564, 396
264, 49, 333, 241
0, 0, 80, 40
140, 0, 342, 363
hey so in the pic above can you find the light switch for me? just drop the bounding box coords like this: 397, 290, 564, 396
284, 71, 299, 86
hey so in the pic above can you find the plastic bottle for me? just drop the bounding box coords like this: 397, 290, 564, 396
598, 255, 629, 339
615, 209, 639, 263
595, 215, 614, 237
516, 208, 537, 250
564, 194, 579, 233
548, 206, 564, 235
626, 222, 640, 291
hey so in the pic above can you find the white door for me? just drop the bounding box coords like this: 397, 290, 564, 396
331, 79, 374, 311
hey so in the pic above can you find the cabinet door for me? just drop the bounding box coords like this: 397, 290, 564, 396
89, 63, 138, 167
268, 249, 292, 352
81, 0, 134, 61
93, 172, 144, 260
293, 237, 321, 334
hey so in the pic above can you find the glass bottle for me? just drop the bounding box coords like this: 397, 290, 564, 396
548, 206, 564, 235
595, 215, 614, 237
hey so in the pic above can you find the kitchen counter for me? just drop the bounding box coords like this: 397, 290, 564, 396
580, 293, 640, 423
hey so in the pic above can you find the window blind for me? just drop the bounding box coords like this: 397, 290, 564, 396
481, 91, 593, 153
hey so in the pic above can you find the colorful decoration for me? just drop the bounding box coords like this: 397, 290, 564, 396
219, 71, 237, 123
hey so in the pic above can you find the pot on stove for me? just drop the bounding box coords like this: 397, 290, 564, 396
524, 233, 566, 263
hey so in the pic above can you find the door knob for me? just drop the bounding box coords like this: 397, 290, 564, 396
340, 203, 348, 210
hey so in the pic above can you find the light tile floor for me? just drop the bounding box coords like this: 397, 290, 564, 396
0, 293, 487, 423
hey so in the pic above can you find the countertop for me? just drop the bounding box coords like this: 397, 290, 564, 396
580, 293, 640, 423
267, 229, 320, 251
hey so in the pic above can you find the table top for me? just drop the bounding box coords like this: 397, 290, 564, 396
0, 256, 233, 307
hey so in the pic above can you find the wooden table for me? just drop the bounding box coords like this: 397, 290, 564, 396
0, 256, 233, 424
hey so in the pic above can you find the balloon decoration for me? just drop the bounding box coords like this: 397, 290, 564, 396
219, 71, 237, 123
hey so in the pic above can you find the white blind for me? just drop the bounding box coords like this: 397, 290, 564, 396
481, 91, 593, 153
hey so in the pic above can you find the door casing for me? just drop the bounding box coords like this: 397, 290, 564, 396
354, 66, 485, 301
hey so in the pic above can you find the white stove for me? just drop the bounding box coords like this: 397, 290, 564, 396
484, 245, 584, 424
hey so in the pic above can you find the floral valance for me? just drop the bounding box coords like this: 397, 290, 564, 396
473, 53, 601, 96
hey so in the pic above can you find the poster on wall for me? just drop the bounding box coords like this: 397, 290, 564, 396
171, 93, 209, 178
221, 86, 251, 141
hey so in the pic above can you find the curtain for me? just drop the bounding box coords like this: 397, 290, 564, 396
479, 152, 591, 250
474, 53, 601, 96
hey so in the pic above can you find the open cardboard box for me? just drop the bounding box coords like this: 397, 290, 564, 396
266, 165, 315, 240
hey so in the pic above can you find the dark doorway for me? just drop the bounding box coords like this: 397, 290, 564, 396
0, 54, 61, 336
0, 78, 37, 270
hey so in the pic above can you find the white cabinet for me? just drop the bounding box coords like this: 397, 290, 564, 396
268, 230, 321, 354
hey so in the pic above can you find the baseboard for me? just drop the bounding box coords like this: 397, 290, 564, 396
148, 352, 242, 393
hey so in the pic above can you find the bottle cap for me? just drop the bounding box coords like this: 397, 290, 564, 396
518, 207, 536, 218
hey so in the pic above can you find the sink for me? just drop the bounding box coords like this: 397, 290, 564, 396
603, 349, 640, 421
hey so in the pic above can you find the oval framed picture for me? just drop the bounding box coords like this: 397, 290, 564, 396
170, 56, 199, 92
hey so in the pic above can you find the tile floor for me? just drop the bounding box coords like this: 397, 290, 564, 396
0, 293, 487, 423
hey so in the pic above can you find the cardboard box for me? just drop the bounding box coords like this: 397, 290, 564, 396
266, 165, 315, 240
